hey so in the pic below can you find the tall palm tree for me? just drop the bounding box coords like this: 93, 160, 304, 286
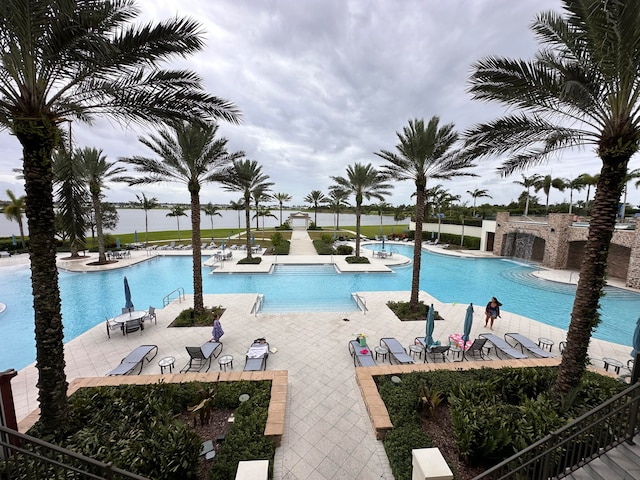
135, 193, 159, 245
620, 168, 640, 220
534, 175, 566, 214
0, 0, 239, 432
229, 199, 245, 234
376, 117, 474, 311
253, 208, 277, 240
121, 122, 242, 313
76, 148, 126, 263
304, 190, 328, 226
252, 187, 273, 232
202, 203, 222, 241
565, 176, 586, 214
327, 187, 350, 232
331, 163, 392, 258
53, 151, 87, 258
463, 0, 640, 395
166, 205, 188, 241
4, 189, 26, 248
513, 173, 543, 216
466, 188, 492, 217
218, 159, 274, 259
273, 192, 292, 226
578, 173, 599, 215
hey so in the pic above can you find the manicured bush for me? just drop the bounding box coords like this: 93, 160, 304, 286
336, 244, 353, 255
238, 256, 262, 264
272, 240, 290, 255
386, 301, 442, 321
312, 239, 335, 255
384, 425, 432, 480
171, 306, 225, 327
346, 256, 369, 264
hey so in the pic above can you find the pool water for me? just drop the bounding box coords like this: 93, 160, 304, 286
2, 244, 640, 371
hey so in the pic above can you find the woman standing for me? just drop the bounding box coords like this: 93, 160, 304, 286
484, 297, 502, 330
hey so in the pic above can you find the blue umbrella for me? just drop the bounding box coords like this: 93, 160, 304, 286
116, 238, 121, 250
221, 240, 225, 250
382, 237, 385, 249
461, 303, 474, 343
631, 316, 640, 357
425, 304, 435, 347
11, 235, 16, 246
134, 230, 138, 243
251, 234, 255, 245
124, 276, 134, 310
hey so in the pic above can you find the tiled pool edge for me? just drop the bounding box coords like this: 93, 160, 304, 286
355, 358, 567, 440
17, 370, 288, 447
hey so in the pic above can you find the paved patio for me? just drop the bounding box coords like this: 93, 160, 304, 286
7, 235, 636, 479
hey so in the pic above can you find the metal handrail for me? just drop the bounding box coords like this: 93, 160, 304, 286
251, 294, 264, 316
0, 425, 149, 479
472, 381, 640, 480
352, 293, 367, 314
162, 287, 185, 307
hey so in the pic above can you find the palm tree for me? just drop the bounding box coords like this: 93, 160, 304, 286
252, 187, 273, 232
253, 208, 277, 240
229, 199, 246, 234
76, 148, 126, 263
578, 173, 599, 215
376, 117, 474, 311
273, 192, 292, 226
375, 202, 390, 236
463, 0, 640, 395
202, 203, 222, 241
304, 190, 328, 226
327, 187, 350, 232
534, 175, 566, 214
0, 0, 239, 432
53, 151, 87, 258
166, 205, 188, 240
620, 168, 640, 220
466, 188, 492, 217
121, 122, 242, 313
331, 163, 392, 258
4, 190, 26, 248
135, 193, 159, 245
218, 159, 274, 259
565, 176, 586, 214
513, 173, 543, 216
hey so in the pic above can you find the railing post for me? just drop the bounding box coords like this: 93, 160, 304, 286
626, 382, 640, 444
0, 369, 18, 459
540, 432, 555, 479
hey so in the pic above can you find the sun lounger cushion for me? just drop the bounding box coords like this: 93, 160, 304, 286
479, 333, 528, 359
107, 344, 158, 375
244, 341, 269, 371
348, 340, 376, 367
380, 337, 414, 364
504, 333, 553, 358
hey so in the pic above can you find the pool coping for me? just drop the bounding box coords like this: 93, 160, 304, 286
17, 370, 288, 446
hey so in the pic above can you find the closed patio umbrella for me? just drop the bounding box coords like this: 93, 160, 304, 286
134, 230, 138, 243
425, 304, 435, 347
461, 303, 474, 343
124, 276, 134, 310
631, 316, 640, 357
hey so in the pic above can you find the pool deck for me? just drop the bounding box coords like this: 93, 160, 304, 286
5, 233, 637, 479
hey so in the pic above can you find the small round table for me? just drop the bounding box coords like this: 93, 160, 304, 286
218, 355, 233, 371
602, 357, 624, 374
374, 346, 389, 363
158, 356, 175, 374
409, 344, 424, 360
537, 337, 554, 352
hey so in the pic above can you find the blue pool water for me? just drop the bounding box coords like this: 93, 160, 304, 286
3, 244, 640, 371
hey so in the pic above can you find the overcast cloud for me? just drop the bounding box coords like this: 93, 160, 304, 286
2, 0, 635, 209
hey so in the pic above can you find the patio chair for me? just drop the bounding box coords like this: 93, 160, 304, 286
180, 342, 223, 373
244, 339, 270, 371
414, 337, 450, 363
106, 317, 122, 338
145, 306, 157, 325
107, 344, 158, 375
461, 338, 489, 361
479, 333, 528, 360
380, 337, 414, 365
504, 333, 553, 358
124, 317, 143, 335
348, 339, 376, 367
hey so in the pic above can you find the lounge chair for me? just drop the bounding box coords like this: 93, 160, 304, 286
244, 339, 269, 371
348, 339, 376, 367
107, 344, 158, 375
504, 333, 554, 358
180, 342, 223, 372
0, 251, 10, 258
380, 337, 414, 365
414, 338, 450, 363
461, 338, 489, 361
479, 333, 528, 360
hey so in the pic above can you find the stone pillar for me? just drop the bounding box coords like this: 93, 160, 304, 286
627, 225, 640, 288
544, 214, 574, 268
412, 448, 453, 480
493, 212, 510, 255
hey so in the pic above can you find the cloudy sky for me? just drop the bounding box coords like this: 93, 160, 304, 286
2, 0, 635, 209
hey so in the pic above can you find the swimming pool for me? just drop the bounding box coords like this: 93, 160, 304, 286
2, 244, 640, 371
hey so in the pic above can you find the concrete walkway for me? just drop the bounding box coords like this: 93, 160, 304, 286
7, 238, 637, 480
288, 229, 317, 255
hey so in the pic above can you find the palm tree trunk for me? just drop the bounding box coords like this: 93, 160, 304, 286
16, 119, 69, 434
524, 191, 530, 216
355, 200, 362, 257
245, 194, 252, 259
145, 210, 149, 244
191, 191, 204, 313
554, 157, 628, 395
92, 191, 107, 263
18, 218, 26, 248
410, 186, 426, 311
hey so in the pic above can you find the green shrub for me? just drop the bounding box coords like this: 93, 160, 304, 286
307, 221, 321, 230
336, 244, 353, 255
312, 239, 335, 255
346, 256, 370, 264
272, 240, 290, 255
386, 301, 443, 320
320, 233, 333, 243
238, 256, 262, 264
384, 425, 432, 480
270, 232, 284, 247
171, 306, 225, 327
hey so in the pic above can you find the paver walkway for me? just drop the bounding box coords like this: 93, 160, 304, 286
288, 229, 317, 255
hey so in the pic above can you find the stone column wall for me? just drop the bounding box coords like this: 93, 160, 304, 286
626, 227, 640, 288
